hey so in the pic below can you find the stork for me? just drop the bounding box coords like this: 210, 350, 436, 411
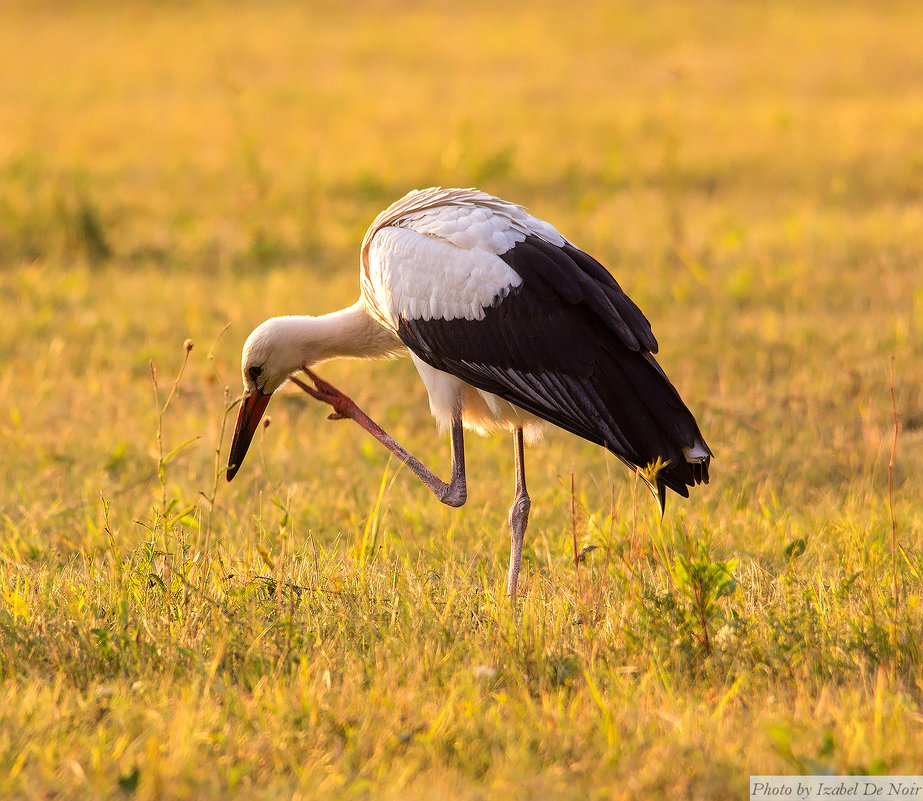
227, 187, 711, 600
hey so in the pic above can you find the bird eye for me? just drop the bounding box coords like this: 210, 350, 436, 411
248, 365, 263, 382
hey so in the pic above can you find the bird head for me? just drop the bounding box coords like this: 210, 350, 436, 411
226, 317, 312, 481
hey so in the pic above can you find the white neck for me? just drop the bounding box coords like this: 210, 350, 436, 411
242, 300, 405, 395
271, 300, 403, 367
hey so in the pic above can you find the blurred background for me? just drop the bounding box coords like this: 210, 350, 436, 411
2, 0, 921, 539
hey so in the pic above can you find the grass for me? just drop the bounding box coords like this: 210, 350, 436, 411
1, 0, 923, 797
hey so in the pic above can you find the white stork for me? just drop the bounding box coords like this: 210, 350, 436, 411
227, 187, 711, 599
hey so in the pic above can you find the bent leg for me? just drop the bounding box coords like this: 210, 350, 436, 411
290, 369, 467, 507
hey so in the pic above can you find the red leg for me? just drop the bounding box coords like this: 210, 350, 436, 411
288, 369, 467, 507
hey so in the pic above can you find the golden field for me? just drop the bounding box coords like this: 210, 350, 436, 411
1, 1, 922, 798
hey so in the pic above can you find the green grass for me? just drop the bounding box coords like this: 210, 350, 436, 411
2, 0, 923, 798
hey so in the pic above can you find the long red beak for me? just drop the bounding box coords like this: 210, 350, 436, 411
227, 390, 272, 481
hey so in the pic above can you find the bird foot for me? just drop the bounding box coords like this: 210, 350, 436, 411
290, 368, 406, 470
289, 368, 355, 421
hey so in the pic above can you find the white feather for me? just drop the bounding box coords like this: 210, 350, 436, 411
366, 225, 522, 325
410, 353, 545, 441
361, 187, 564, 330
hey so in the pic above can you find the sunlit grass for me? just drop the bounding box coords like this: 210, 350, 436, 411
1, 0, 923, 798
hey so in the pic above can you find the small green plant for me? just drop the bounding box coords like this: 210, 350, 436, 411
670, 538, 739, 655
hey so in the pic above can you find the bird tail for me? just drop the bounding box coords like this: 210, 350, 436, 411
644, 438, 711, 515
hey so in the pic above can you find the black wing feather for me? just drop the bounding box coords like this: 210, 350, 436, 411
396, 235, 710, 503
